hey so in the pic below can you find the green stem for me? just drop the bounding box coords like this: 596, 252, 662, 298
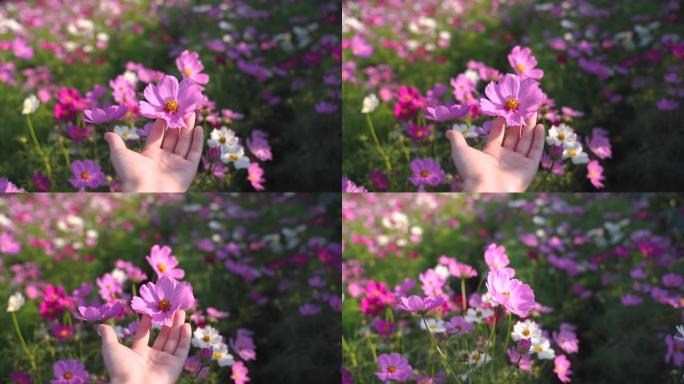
59, 137, 71, 168
421, 315, 459, 381
11, 311, 37, 370
26, 115, 53, 184
365, 113, 392, 172
503, 313, 512, 353
460, 278, 467, 311
189, 361, 206, 384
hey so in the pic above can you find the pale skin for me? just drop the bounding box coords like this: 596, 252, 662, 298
446, 113, 545, 192
104, 113, 204, 193
98, 310, 192, 384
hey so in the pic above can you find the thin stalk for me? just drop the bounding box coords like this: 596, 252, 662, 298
11, 311, 37, 370
26, 115, 53, 183
421, 315, 459, 381
365, 113, 392, 172
189, 361, 207, 384
460, 278, 467, 311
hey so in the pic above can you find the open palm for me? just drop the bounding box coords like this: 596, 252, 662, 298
99, 310, 192, 384
104, 113, 204, 192
447, 114, 545, 192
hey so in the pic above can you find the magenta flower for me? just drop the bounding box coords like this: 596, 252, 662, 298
424, 104, 469, 122
484, 243, 515, 277
247, 163, 265, 191
0, 232, 21, 255
146, 244, 185, 280
553, 355, 572, 383
350, 35, 374, 58
586, 160, 605, 189
69, 160, 105, 191
82, 105, 128, 124
131, 275, 195, 326
553, 323, 579, 354
342, 177, 367, 192
666, 334, 684, 367
139, 75, 203, 129
396, 295, 445, 314
409, 158, 445, 188
445, 316, 473, 335
0, 177, 25, 192
480, 74, 545, 126
375, 353, 413, 382
586, 128, 612, 159
231, 361, 250, 384
621, 294, 642, 306
486, 270, 536, 318
51, 359, 89, 384
52, 323, 74, 342
176, 50, 209, 85
508, 46, 544, 80
77, 301, 123, 322
246, 130, 272, 161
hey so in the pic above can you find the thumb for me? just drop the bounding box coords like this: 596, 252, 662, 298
105, 132, 128, 153
446, 130, 470, 171
98, 324, 119, 348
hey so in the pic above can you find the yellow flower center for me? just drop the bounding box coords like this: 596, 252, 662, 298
534, 345, 543, 352
184, 67, 192, 76
122, 131, 130, 138
516, 64, 526, 72
229, 154, 239, 161
472, 353, 481, 361
60, 329, 69, 337
157, 263, 167, 272
64, 372, 73, 379
158, 298, 171, 312
213, 351, 223, 360
164, 100, 179, 113
522, 329, 530, 336
420, 170, 430, 178
504, 98, 520, 111
219, 137, 227, 144
558, 132, 566, 141
567, 149, 577, 157
387, 365, 397, 373
203, 335, 211, 342
81, 172, 90, 180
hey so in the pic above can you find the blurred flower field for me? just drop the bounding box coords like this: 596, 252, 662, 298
0, 193, 341, 383
0, 0, 341, 192
342, 0, 684, 192
342, 193, 683, 383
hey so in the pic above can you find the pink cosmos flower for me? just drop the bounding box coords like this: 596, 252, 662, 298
231, 361, 250, 384
246, 130, 272, 161
486, 270, 536, 318
247, 163, 265, 191
621, 294, 642, 306
373, 318, 396, 337
0, 177, 25, 192
342, 177, 367, 192
480, 74, 545, 126
82, 105, 128, 125
52, 323, 74, 342
77, 301, 123, 322
553, 323, 579, 354
130, 275, 195, 326
146, 245, 185, 280
484, 243, 515, 277
396, 295, 445, 314
444, 316, 473, 335
553, 355, 572, 383
0, 232, 21, 254
176, 50, 209, 86
230, 328, 256, 361
586, 128, 612, 159
350, 35, 374, 58
508, 348, 533, 372
586, 160, 605, 189
139, 75, 202, 129
51, 359, 89, 384
666, 334, 684, 366
375, 353, 413, 382
424, 104, 469, 122
409, 158, 446, 188
69, 160, 105, 191
451, 74, 476, 103
508, 46, 544, 80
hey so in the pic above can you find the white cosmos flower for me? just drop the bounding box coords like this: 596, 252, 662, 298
22, 95, 39, 115
113, 125, 139, 141
419, 318, 446, 334
211, 343, 235, 367
676, 325, 684, 341
466, 350, 490, 367
220, 146, 251, 169
452, 124, 479, 138
7, 292, 25, 312
208, 127, 239, 150
464, 307, 493, 324
531, 337, 556, 360
111, 268, 127, 284
546, 124, 577, 147
193, 325, 222, 348
361, 94, 379, 114
511, 320, 542, 341
562, 141, 589, 164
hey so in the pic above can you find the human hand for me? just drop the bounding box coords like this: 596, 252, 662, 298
99, 310, 192, 384
446, 114, 545, 192
104, 113, 204, 192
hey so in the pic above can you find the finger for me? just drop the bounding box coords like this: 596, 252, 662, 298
174, 323, 192, 358
174, 113, 196, 158
152, 325, 171, 351
105, 132, 128, 176
131, 315, 152, 350
527, 124, 546, 162
502, 125, 521, 151
515, 114, 538, 155
446, 130, 469, 172
162, 310, 186, 354
144, 119, 166, 151
98, 324, 119, 348
484, 117, 506, 149
161, 127, 180, 153
186, 126, 205, 164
